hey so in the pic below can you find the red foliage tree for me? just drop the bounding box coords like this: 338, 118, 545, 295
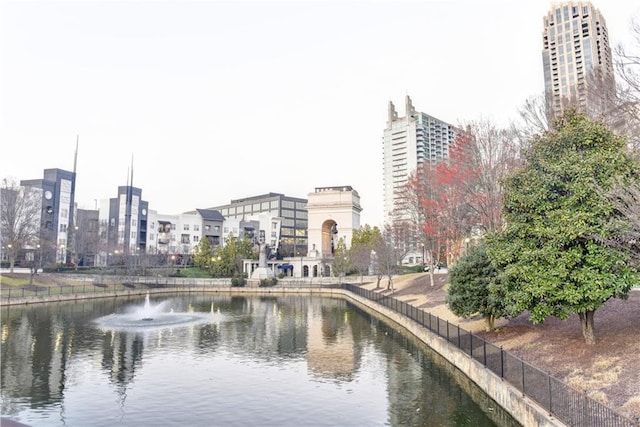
399, 120, 520, 268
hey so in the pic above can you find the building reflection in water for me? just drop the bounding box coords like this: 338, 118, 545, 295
1, 294, 517, 427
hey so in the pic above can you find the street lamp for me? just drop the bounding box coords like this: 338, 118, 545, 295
36, 244, 41, 273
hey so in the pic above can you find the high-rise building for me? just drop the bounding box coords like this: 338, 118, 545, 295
542, 2, 614, 116
382, 95, 457, 224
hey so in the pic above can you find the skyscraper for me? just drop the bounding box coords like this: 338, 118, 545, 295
382, 95, 457, 224
542, 2, 614, 116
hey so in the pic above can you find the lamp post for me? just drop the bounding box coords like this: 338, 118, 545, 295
37, 244, 41, 273
74, 225, 79, 270
7, 244, 13, 272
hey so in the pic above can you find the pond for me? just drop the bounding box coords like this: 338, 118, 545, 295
0, 294, 520, 426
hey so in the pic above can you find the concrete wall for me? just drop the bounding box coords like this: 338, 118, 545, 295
344, 292, 565, 427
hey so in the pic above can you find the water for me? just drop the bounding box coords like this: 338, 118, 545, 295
1, 294, 520, 427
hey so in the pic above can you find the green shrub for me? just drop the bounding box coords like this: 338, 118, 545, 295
231, 275, 245, 287
259, 278, 278, 287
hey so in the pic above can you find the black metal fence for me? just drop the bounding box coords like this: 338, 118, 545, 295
345, 284, 639, 427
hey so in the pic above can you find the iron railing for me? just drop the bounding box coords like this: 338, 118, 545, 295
345, 284, 638, 427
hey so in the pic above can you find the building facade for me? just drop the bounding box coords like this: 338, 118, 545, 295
75, 208, 100, 266
542, 2, 614, 116
99, 186, 149, 257
21, 168, 76, 265
146, 209, 224, 258
208, 192, 308, 257
382, 95, 457, 223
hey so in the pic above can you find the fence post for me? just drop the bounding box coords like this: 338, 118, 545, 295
548, 374, 552, 414
483, 340, 487, 366
446, 320, 449, 342
500, 347, 504, 378
582, 392, 587, 427
470, 334, 473, 357
457, 325, 461, 348
521, 359, 526, 395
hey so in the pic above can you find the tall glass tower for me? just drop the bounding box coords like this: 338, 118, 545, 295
542, 2, 614, 116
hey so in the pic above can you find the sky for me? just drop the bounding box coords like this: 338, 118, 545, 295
2, 0, 639, 227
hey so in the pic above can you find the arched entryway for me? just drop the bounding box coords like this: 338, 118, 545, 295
321, 220, 338, 257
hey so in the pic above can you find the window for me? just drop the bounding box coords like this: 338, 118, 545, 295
270, 200, 279, 209
194, 224, 200, 232
214, 225, 220, 232
184, 224, 190, 231
206, 225, 211, 231
150, 233, 155, 241
193, 236, 199, 242
282, 200, 295, 209
181, 234, 190, 244
60, 224, 67, 232
61, 208, 68, 218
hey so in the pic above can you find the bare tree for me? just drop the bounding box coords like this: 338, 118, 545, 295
372, 224, 410, 291
614, 18, 640, 151
513, 93, 553, 143
458, 120, 522, 234
349, 243, 372, 284
1, 177, 42, 272
596, 181, 640, 268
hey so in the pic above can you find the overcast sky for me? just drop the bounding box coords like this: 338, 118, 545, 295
2, 0, 639, 227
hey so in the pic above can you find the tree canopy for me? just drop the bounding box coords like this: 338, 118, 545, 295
487, 109, 640, 344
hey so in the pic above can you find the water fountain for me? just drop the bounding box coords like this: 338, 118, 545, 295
93, 292, 218, 331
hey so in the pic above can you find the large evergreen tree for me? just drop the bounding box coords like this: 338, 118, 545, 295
487, 110, 640, 345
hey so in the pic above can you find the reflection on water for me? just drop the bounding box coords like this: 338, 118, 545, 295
1, 294, 520, 427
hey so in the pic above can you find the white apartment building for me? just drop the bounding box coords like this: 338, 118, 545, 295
146, 209, 281, 258
382, 95, 457, 223
542, 2, 614, 116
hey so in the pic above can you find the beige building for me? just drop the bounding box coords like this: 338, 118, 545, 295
542, 2, 614, 116
244, 185, 362, 279
382, 96, 457, 224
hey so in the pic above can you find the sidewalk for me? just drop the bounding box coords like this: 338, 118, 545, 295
357, 272, 495, 333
